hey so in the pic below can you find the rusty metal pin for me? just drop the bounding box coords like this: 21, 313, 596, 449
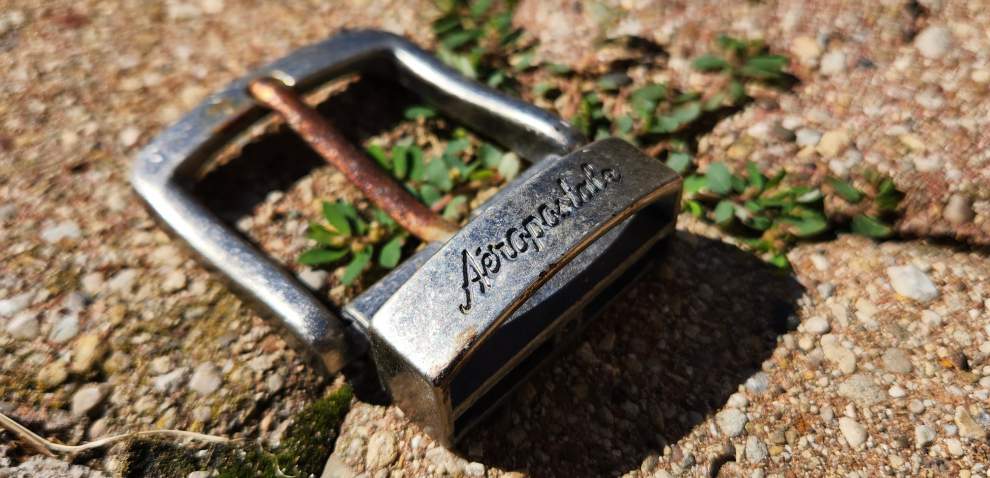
248, 77, 457, 243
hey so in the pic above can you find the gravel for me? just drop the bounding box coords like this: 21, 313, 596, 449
886, 265, 939, 303
839, 417, 867, 448
954, 407, 987, 440
40, 220, 81, 243
837, 374, 885, 405
880, 348, 913, 374
47, 315, 80, 344
914, 25, 953, 59
716, 408, 748, 438
0, 292, 34, 317
365, 430, 398, 470
745, 436, 768, 463
803, 316, 830, 335
71, 383, 109, 417
188, 363, 222, 396
821, 334, 857, 374
915, 424, 936, 448
5, 312, 39, 340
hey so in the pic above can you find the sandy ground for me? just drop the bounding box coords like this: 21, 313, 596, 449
1, 1, 989, 477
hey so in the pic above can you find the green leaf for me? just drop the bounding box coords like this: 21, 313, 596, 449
666, 152, 692, 174
684, 199, 704, 217
727, 80, 746, 103
392, 145, 408, 180
746, 215, 773, 231
307, 223, 337, 245
418, 184, 442, 206
425, 159, 453, 191
779, 215, 828, 237
441, 29, 482, 50
630, 84, 665, 118
478, 143, 503, 168
851, 214, 893, 238
340, 247, 373, 285
365, 144, 390, 170
371, 208, 396, 229
714, 200, 735, 225
615, 115, 634, 135
597, 73, 630, 91
404, 105, 436, 120
443, 195, 469, 221
445, 138, 470, 156
740, 54, 788, 79
671, 102, 701, 125
692, 54, 729, 71
408, 146, 425, 181
746, 161, 765, 192
322, 201, 352, 236
651, 116, 681, 133
298, 247, 348, 266
683, 174, 708, 196
875, 178, 903, 211
706, 162, 733, 195
827, 177, 863, 204
432, 14, 460, 34
469, 0, 493, 18
497, 152, 521, 181
769, 253, 790, 269
469, 169, 495, 182
379, 235, 405, 269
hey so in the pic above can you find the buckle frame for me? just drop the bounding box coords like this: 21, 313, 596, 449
132, 30, 583, 373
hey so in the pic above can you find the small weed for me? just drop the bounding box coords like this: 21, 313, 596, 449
300, 2, 905, 277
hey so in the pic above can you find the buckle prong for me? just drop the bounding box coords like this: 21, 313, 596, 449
247, 77, 456, 242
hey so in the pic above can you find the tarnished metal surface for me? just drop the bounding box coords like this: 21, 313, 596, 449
131, 30, 582, 374
367, 138, 681, 442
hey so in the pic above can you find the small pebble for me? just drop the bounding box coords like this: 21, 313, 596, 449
881, 348, 913, 374
188, 363, 222, 396
161, 269, 187, 293
298, 268, 328, 291
745, 436, 768, 463
943, 194, 974, 225
70, 334, 106, 374
795, 128, 822, 147
839, 417, 867, 448
0, 292, 34, 317
366, 430, 398, 470
37, 362, 69, 389
886, 265, 939, 302
152, 368, 188, 393
945, 438, 964, 457
819, 50, 846, 76
954, 407, 986, 439
816, 129, 851, 157
914, 25, 952, 59
804, 316, 830, 335
48, 315, 80, 344
71, 383, 109, 417
838, 374, 884, 404
119, 127, 141, 147
716, 408, 748, 437
5, 312, 39, 340
40, 220, 81, 243
915, 425, 936, 448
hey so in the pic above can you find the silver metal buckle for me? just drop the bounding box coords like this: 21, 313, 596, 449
132, 30, 681, 445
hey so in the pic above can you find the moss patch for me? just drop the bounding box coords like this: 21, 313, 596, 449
118, 385, 352, 477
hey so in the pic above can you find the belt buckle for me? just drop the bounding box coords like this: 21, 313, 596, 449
132, 30, 682, 446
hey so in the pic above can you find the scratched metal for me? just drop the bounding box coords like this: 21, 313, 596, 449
368, 138, 681, 442
131, 30, 582, 373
